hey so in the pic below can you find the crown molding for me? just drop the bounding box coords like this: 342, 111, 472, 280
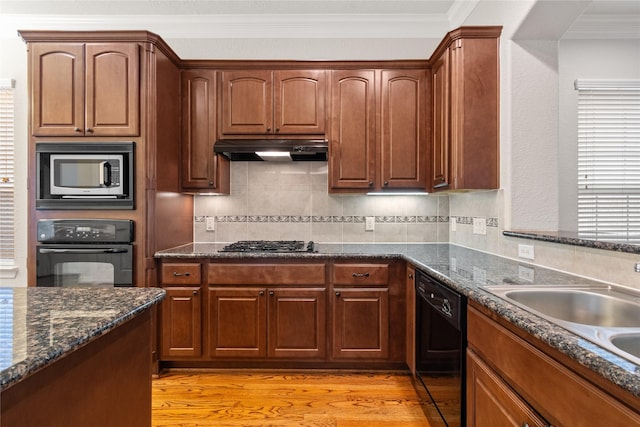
564, 15, 640, 39
1, 13, 451, 40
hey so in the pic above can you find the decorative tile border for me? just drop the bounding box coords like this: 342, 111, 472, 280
195, 215, 455, 224
452, 216, 500, 228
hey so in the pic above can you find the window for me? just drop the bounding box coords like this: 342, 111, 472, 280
576, 79, 640, 244
0, 79, 15, 263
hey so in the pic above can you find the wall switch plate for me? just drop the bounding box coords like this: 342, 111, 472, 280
473, 266, 487, 285
473, 217, 486, 235
451, 217, 457, 231
518, 244, 535, 260
365, 216, 375, 231
205, 217, 215, 231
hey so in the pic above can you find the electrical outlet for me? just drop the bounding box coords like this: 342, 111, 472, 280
518, 265, 535, 282
205, 217, 215, 231
473, 217, 486, 235
365, 216, 375, 231
451, 217, 457, 232
518, 244, 535, 260
473, 266, 487, 285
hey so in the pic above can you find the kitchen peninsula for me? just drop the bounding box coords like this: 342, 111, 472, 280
0, 287, 165, 427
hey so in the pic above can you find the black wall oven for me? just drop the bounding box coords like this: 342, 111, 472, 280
36, 219, 134, 288
415, 269, 466, 427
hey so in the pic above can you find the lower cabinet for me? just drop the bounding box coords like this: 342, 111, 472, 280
157, 258, 405, 367
467, 302, 640, 427
208, 287, 327, 359
159, 262, 203, 359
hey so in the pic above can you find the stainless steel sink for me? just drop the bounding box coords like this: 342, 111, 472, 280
500, 288, 640, 327
483, 284, 640, 366
610, 333, 640, 360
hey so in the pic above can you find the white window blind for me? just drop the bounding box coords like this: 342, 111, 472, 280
576, 79, 640, 244
0, 79, 15, 262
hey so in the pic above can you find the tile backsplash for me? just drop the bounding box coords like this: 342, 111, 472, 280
194, 162, 451, 243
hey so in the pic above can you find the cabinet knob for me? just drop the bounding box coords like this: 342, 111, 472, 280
74, 127, 81, 133
335, 291, 341, 297
384, 181, 389, 186
408, 274, 414, 279
85, 128, 93, 133
208, 181, 214, 186
192, 290, 198, 295
275, 127, 280, 132
368, 181, 374, 187
266, 127, 271, 132
352, 272, 370, 278
259, 290, 265, 296
173, 272, 191, 277
269, 291, 275, 296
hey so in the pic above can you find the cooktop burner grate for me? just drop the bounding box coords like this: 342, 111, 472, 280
220, 240, 315, 253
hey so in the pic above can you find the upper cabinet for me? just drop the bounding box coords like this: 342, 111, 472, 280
218, 69, 327, 137
329, 68, 428, 192
430, 27, 502, 192
30, 42, 140, 137
181, 69, 230, 193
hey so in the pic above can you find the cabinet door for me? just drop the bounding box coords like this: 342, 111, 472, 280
332, 287, 389, 359
274, 70, 326, 135
31, 43, 85, 136
85, 43, 140, 136
160, 287, 202, 358
466, 350, 548, 427
219, 70, 272, 135
380, 69, 428, 189
208, 287, 267, 358
268, 288, 327, 358
181, 70, 230, 192
431, 50, 450, 191
329, 70, 376, 191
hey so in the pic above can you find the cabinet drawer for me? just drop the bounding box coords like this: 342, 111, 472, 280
467, 306, 640, 426
333, 264, 389, 285
208, 263, 326, 285
161, 263, 202, 285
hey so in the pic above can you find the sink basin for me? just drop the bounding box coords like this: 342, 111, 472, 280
610, 333, 640, 360
502, 289, 640, 327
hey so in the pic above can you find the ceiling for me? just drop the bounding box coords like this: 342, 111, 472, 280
1, 0, 638, 41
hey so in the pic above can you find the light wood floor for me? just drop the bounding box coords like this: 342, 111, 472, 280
152, 370, 431, 427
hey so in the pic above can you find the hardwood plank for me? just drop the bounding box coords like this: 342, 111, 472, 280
152, 370, 431, 427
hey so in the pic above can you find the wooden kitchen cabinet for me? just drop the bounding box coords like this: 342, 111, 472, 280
429, 27, 501, 191
219, 69, 326, 136
329, 68, 428, 192
331, 263, 390, 360
159, 263, 203, 359
467, 303, 640, 427
30, 42, 139, 137
181, 69, 230, 192
207, 263, 327, 359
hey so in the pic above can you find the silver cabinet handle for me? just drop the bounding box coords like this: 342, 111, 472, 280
172, 272, 191, 277
352, 272, 370, 278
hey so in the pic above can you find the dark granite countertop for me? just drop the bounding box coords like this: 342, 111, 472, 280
156, 242, 640, 398
0, 287, 165, 392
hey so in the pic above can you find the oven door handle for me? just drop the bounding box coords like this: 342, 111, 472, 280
39, 248, 128, 254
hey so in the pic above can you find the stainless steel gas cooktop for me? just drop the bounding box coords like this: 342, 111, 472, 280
219, 240, 316, 253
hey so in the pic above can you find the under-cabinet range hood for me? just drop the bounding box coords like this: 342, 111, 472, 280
214, 139, 328, 161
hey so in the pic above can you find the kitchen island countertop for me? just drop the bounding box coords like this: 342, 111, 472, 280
0, 287, 165, 392
156, 242, 640, 398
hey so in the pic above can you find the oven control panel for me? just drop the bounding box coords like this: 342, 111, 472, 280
37, 219, 134, 243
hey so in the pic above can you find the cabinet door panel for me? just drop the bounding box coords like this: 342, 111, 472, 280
220, 70, 272, 134
431, 51, 450, 190
85, 43, 139, 136
329, 70, 376, 190
208, 287, 267, 358
160, 287, 202, 358
268, 288, 327, 358
380, 69, 427, 189
467, 350, 547, 427
332, 288, 389, 359
31, 43, 84, 136
181, 70, 230, 192
275, 70, 326, 134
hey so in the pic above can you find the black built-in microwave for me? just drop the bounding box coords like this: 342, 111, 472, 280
36, 142, 135, 209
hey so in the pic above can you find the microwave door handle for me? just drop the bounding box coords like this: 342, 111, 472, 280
100, 161, 112, 187
39, 248, 128, 254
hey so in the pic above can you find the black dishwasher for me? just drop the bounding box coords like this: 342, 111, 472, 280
415, 269, 466, 427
